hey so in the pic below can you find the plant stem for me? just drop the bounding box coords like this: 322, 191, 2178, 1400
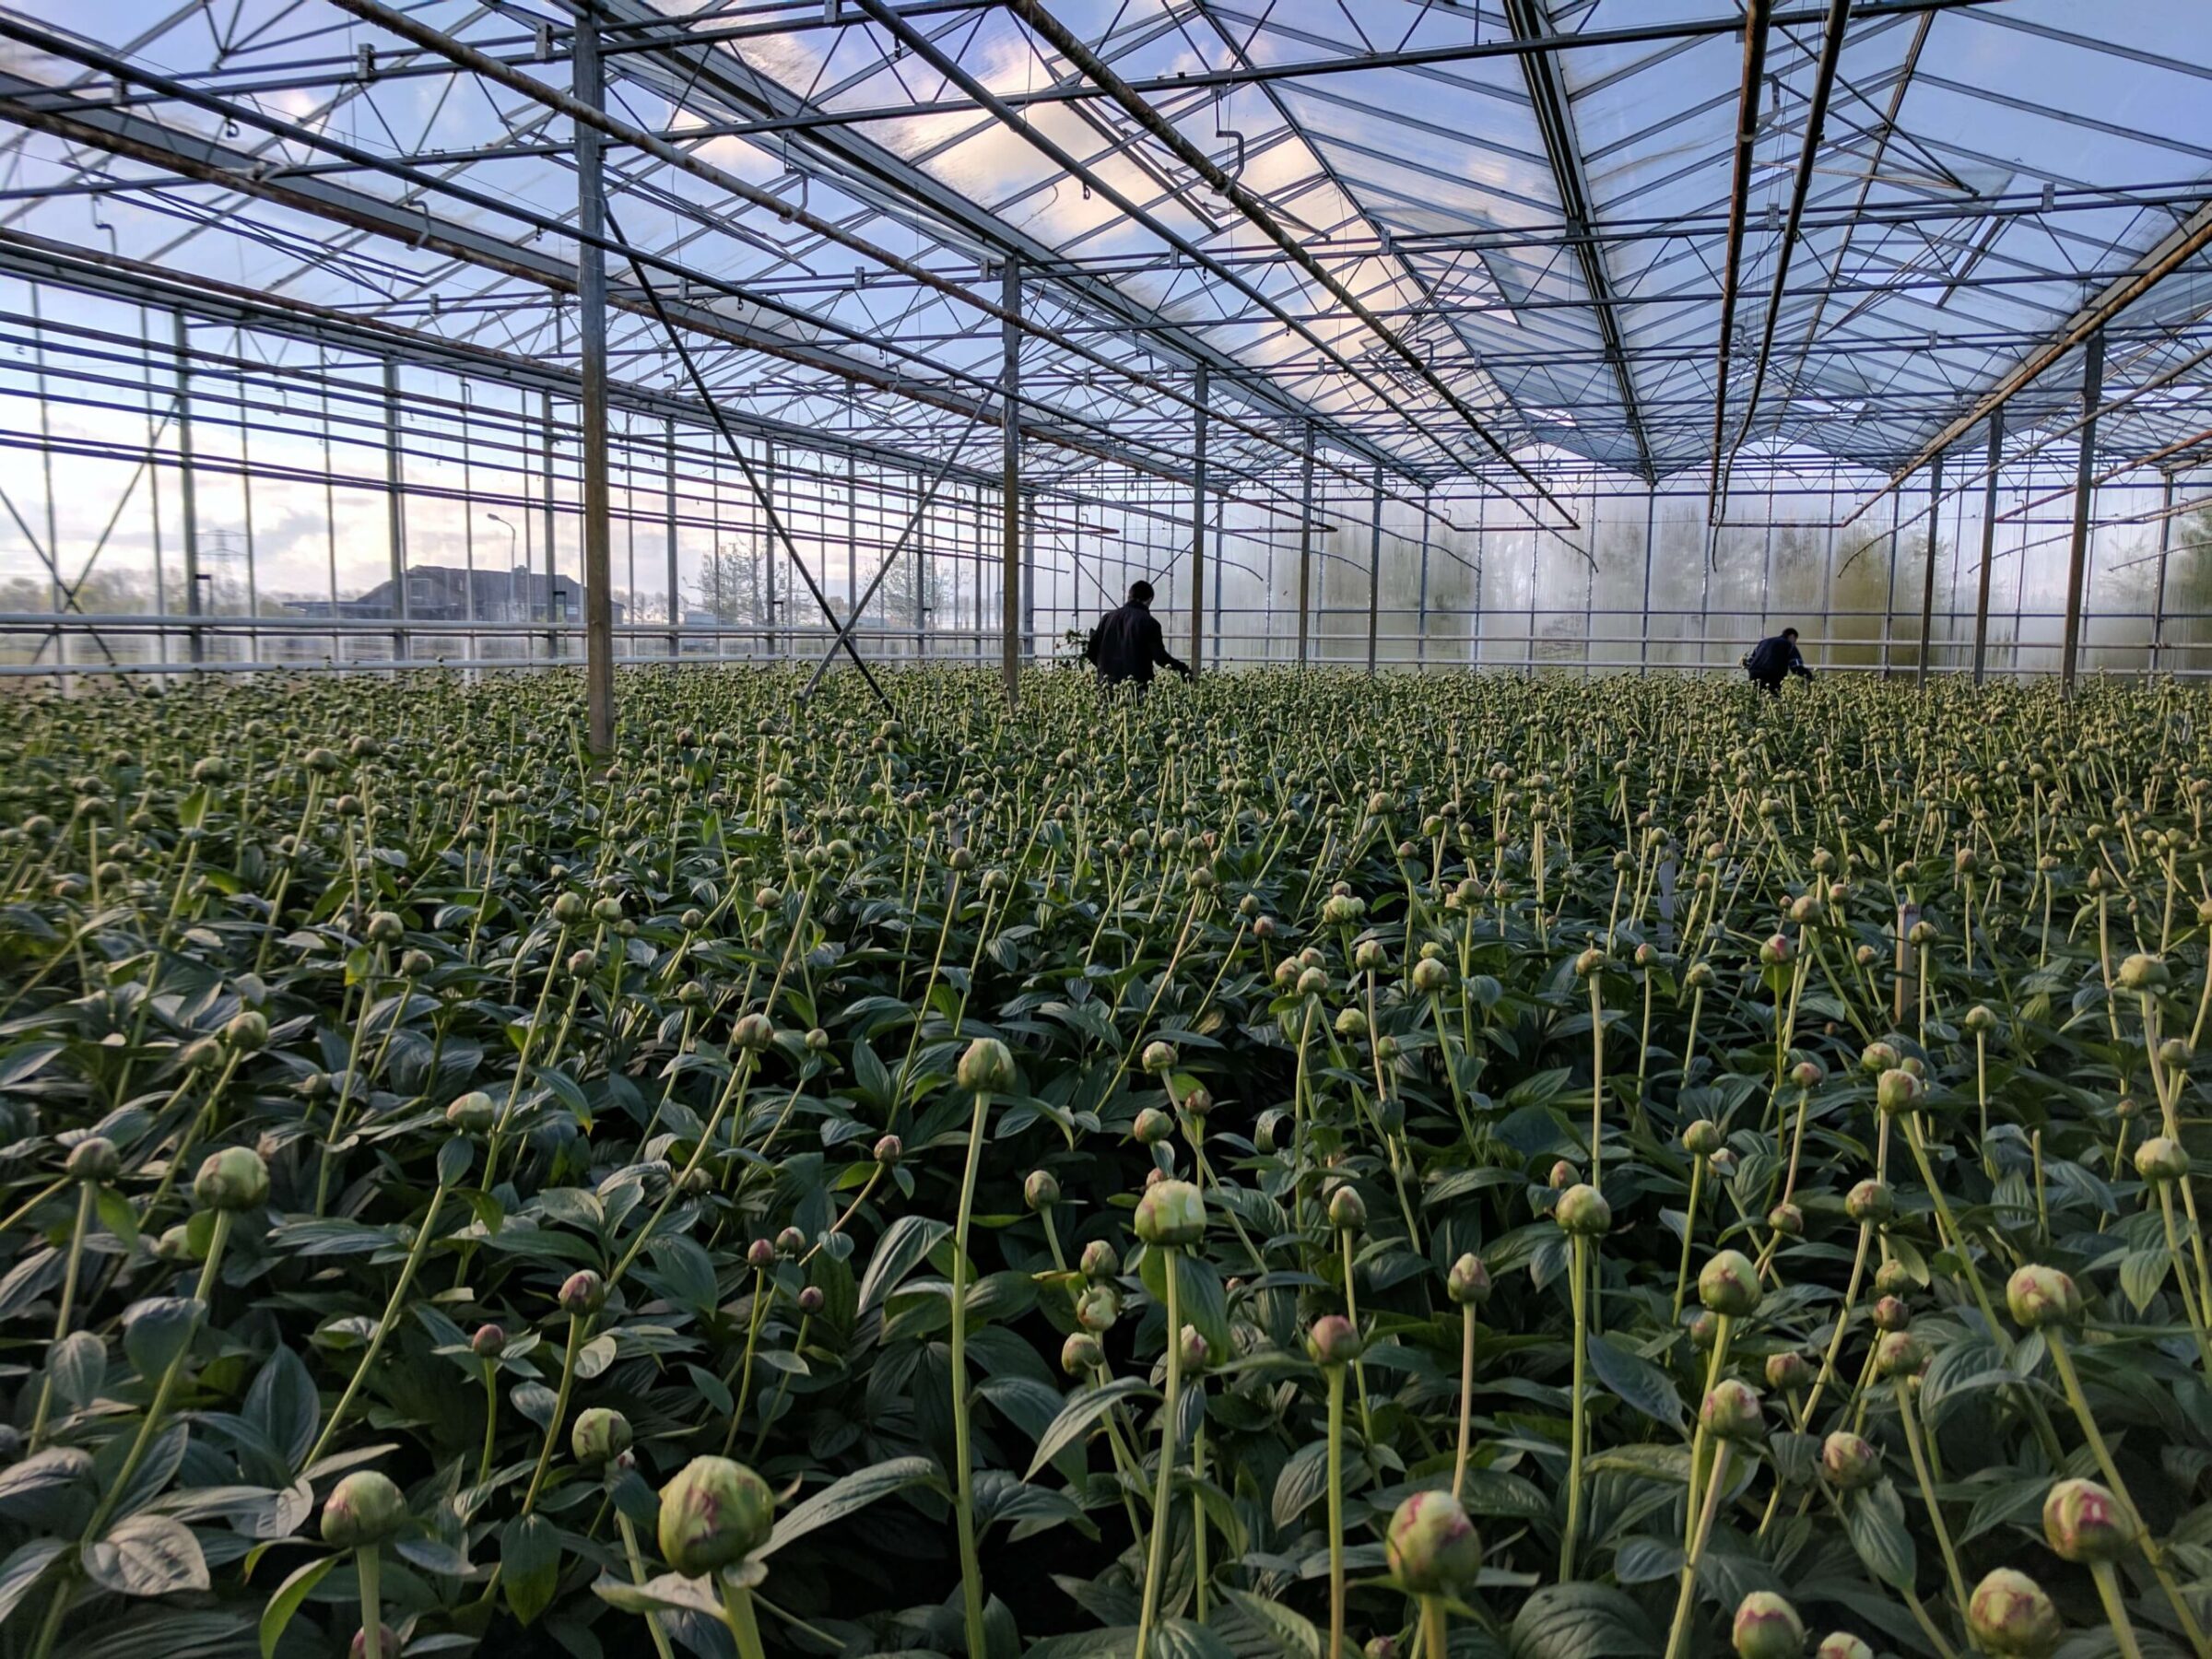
1325, 1363, 1347, 1659
616, 1512, 677, 1659
1662, 1441, 1730, 1659
358, 1547, 383, 1659
1135, 1246, 1183, 1659
303, 1173, 452, 1473
1453, 1303, 1476, 1502
28, 1181, 94, 1450
1561, 1230, 1590, 1583
1892, 1376, 1970, 1619
2091, 1559, 2146, 1659
950, 1085, 992, 1659
1420, 1594, 1447, 1659
718, 1578, 771, 1659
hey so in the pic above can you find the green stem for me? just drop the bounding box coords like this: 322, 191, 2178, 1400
718, 1578, 771, 1659
1325, 1364, 1347, 1659
28, 1182, 94, 1450
1562, 1232, 1590, 1583
617, 1512, 677, 1659
1662, 1441, 1730, 1659
302, 1176, 452, 1473
1892, 1376, 1970, 1619
520, 1313, 582, 1515
2091, 1559, 2146, 1659
358, 1547, 383, 1659
1453, 1305, 1476, 1502
950, 1087, 992, 1659
1135, 1247, 1183, 1659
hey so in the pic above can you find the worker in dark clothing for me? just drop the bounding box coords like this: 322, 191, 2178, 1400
1086, 581, 1192, 688
1744, 627, 1813, 695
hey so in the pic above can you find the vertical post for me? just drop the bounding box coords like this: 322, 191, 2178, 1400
385, 358, 407, 663
847, 453, 859, 616
2060, 328, 2103, 692
1639, 487, 1656, 672
2151, 471, 2175, 677
1415, 491, 1431, 667
1915, 450, 1943, 686
1296, 423, 1314, 665
462, 384, 477, 665
1211, 507, 1224, 669
1366, 465, 1383, 675
541, 388, 558, 662
1190, 365, 1208, 672
666, 420, 680, 658
575, 6, 615, 751
1972, 407, 2001, 684
1879, 490, 1900, 678
1002, 261, 1020, 702
1022, 491, 1037, 663
763, 442, 778, 660
173, 309, 202, 665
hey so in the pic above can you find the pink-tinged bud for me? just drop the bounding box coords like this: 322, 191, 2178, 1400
1555, 1183, 1611, 1237
656, 1455, 774, 1576
2041, 1477, 2136, 1563
1135, 1180, 1206, 1247
1307, 1314, 1360, 1367
1875, 1068, 1920, 1115
1698, 1250, 1761, 1317
471, 1324, 507, 1359
2005, 1265, 2081, 1329
1967, 1569, 2061, 1657
1731, 1591, 1804, 1659
1446, 1253, 1492, 1307
1765, 1352, 1813, 1392
1821, 1431, 1880, 1489
1701, 1377, 1765, 1441
1683, 1119, 1724, 1157
1844, 1180, 1892, 1222
558, 1270, 606, 1314
1385, 1489, 1482, 1594
1814, 1634, 1873, 1659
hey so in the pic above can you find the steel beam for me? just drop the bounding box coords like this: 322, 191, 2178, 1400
1367, 467, 1383, 675
1972, 408, 2001, 683
2152, 470, 2176, 674
1191, 365, 1208, 673
1502, 0, 1653, 481
1703, 0, 1772, 525
386, 359, 407, 663
1916, 451, 1943, 685
576, 6, 614, 752
2060, 329, 2104, 692
1296, 427, 1314, 667
1002, 257, 1021, 705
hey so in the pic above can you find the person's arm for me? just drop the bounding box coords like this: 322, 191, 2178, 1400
1790, 644, 1812, 680
1147, 615, 1193, 678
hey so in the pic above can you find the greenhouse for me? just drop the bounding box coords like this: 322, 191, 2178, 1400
6, 6, 2212, 1659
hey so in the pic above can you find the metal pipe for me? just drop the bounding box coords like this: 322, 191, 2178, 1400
2152, 471, 2176, 674
1191, 365, 1208, 673
386, 357, 407, 663
1703, 0, 1772, 527
172, 308, 200, 665
2061, 329, 2105, 691
1972, 409, 2001, 683
1367, 466, 1384, 675
1002, 256, 1021, 706
1297, 427, 1315, 667
575, 6, 614, 752
1720, 0, 1851, 497
1916, 450, 1943, 684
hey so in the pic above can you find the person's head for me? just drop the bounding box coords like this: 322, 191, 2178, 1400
1128, 581, 1154, 606
1782, 627, 1799, 641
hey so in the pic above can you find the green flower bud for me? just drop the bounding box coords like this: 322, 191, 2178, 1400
958, 1037, 1016, 1094
1327, 1185, 1368, 1232
1962, 1005, 1997, 1035
1875, 1068, 1920, 1115
732, 1013, 774, 1053
223, 1009, 269, 1051
1306, 1314, 1360, 1367
1385, 1489, 1482, 1594
65, 1136, 119, 1183
1814, 1635, 1874, 1659
445, 1090, 496, 1133
1141, 1041, 1180, 1076
558, 1270, 606, 1315
366, 911, 406, 946
2041, 1477, 2136, 1564
2135, 1135, 2192, 1182
1079, 1240, 1119, 1282
1765, 1352, 1813, 1392
1873, 1260, 1914, 1299
1872, 1330, 1924, 1377
1844, 1180, 1892, 1222
1767, 1201, 1804, 1238
2116, 953, 2170, 993
2005, 1265, 2081, 1329
1872, 1296, 1911, 1332
1698, 1249, 1762, 1318
873, 1134, 903, 1166
571, 1407, 632, 1469
1858, 1041, 1899, 1074
1133, 1180, 1206, 1248
1702, 1376, 1766, 1441
193, 1146, 269, 1212
1555, 1183, 1612, 1237
1411, 958, 1451, 994
1075, 1286, 1120, 1333
1446, 1253, 1492, 1308
1024, 1170, 1061, 1211
1683, 1119, 1725, 1157
1967, 1569, 2061, 1657
1732, 1592, 1804, 1659
656, 1455, 774, 1576
321, 1470, 407, 1547
1134, 1107, 1175, 1146
1062, 1333, 1103, 1374
471, 1324, 507, 1359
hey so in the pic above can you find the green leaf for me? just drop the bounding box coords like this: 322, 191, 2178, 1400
259, 1555, 339, 1658
1510, 1583, 1660, 1658
763, 1456, 942, 1557
1026, 1379, 1156, 1481
94, 1188, 138, 1254
51, 1330, 105, 1408
502, 1513, 561, 1626
858, 1215, 952, 1312
121, 1298, 199, 1380
436, 1135, 475, 1188
1583, 1334, 1685, 1430
1846, 1479, 1917, 1590
0, 1539, 65, 1626
1271, 1440, 1331, 1528
2118, 1247, 2169, 1312
83, 1513, 208, 1597
243, 1346, 317, 1471
590, 1571, 724, 1618
1218, 1588, 1322, 1659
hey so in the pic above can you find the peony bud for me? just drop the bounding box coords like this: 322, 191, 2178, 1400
558, 1270, 606, 1315
1732, 1591, 1804, 1659
2116, 953, 2170, 993
1765, 1352, 1813, 1392
1814, 1636, 1873, 1659
65, 1137, 119, 1183
321, 1470, 407, 1547
1024, 1170, 1060, 1211
571, 1407, 631, 1469
446, 1090, 496, 1133
1385, 1489, 1482, 1594
1683, 1119, 1725, 1157
1446, 1253, 1492, 1308
1141, 1041, 1180, 1076
193, 1146, 269, 1212
1133, 1180, 1206, 1248
1874, 1069, 1920, 1115
732, 1013, 774, 1053
1555, 1183, 1612, 1237
957, 1037, 1016, 1094
1061, 1333, 1103, 1374
1075, 1287, 1120, 1333
1844, 1180, 1892, 1222
1307, 1314, 1360, 1367
2041, 1477, 2136, 1564
1821, 1431, 1880, 1488
1327, 1185, 1368, 1232
656, 1455, 774, 1576
1698, 1249, 1762, 1318
873, 1134, 903, 1167
1871, 1330, 1924, 1377
1079, 1240, 1119, 1282
2005, 1265, 2081, 1330
1134, 1108, 1175, 1146
1967, 1569, 2061, 1657
1702, 1377, 1765, 1441
223, 1009, 269, 1051
2135, 1135, 2192, 1182
471, 1324, 507, 1359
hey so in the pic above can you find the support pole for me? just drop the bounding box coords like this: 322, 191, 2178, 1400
385, 357, 407, 663
1002, 257, 1020, 705
1366, 465, 1383, 675
1190, 364, 1207, 672
1295, 423, 1314, 665
1972, 408, 2001, 684
1915, 450, 1943, 686
665, 419, 679, 659
575, 6, 614, 753
1022, 490, 1036, 663
2151, 471, 2175, 677
540, 387, 558, 662
1416, 489, 1431, 667
173, 309, 202, 665
2060, 328, 2104, 692
1639, 487, 1656, 672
